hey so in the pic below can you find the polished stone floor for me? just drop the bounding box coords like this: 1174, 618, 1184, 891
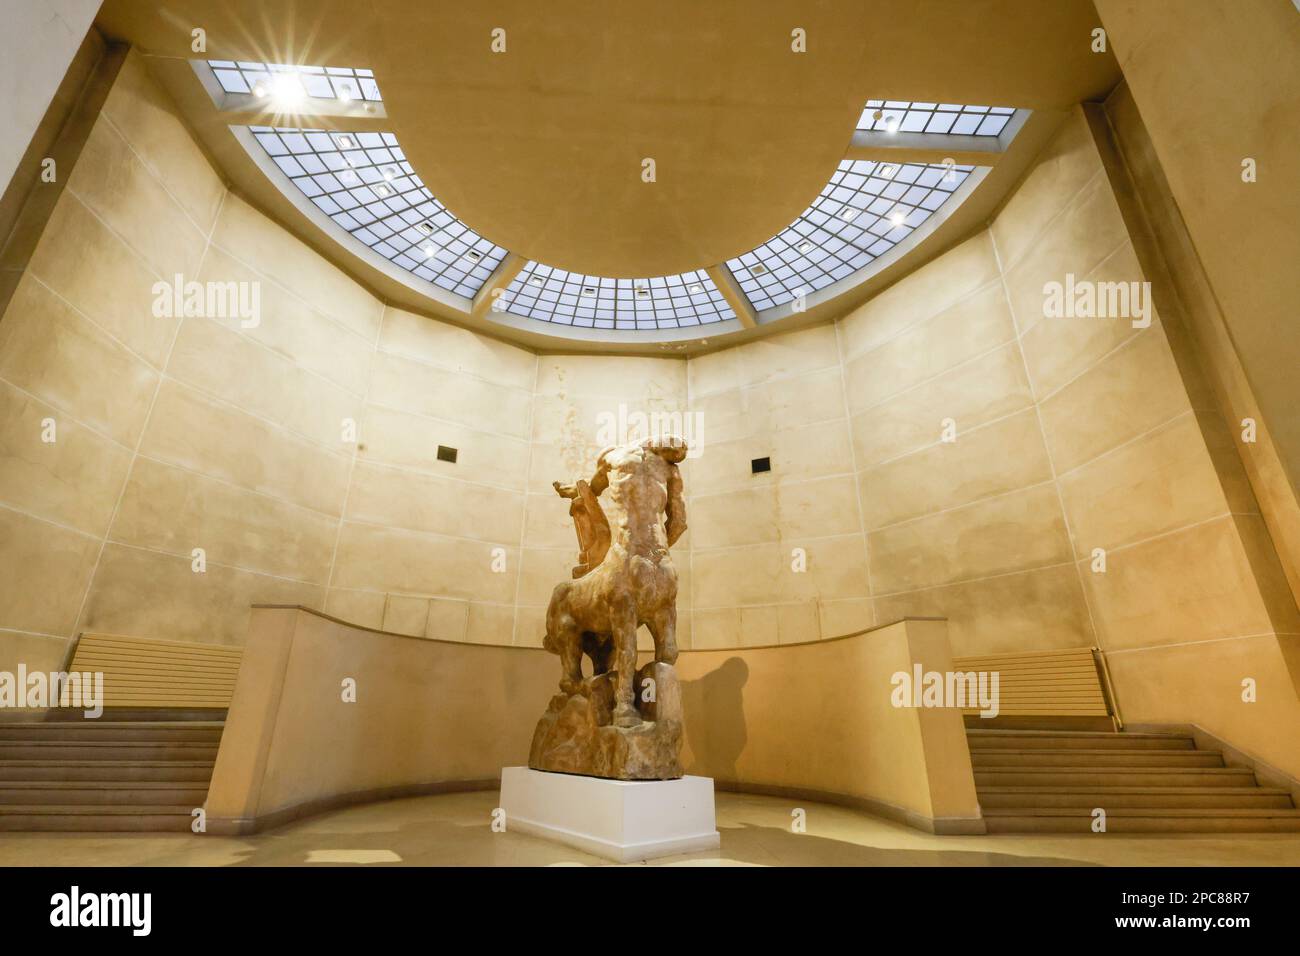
4, 791, 1300, 866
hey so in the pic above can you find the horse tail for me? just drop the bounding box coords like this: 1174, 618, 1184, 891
542, 582, 572, 655
542, 595, 562, 654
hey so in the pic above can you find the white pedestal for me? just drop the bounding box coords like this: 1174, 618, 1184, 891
499, 766, 720, 863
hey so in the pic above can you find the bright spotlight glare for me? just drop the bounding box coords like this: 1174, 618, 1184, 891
269, 72, 305, 107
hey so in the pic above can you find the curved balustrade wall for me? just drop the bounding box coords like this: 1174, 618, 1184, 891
205, 607, 980, 834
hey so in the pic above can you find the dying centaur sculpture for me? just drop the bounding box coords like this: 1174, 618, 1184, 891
528, 435, 688, 780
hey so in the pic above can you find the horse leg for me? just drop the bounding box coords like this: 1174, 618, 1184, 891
647, 605, 679, 665
556, 620, 583, 695
586, 634, 613, 676
611, 599, 640, 728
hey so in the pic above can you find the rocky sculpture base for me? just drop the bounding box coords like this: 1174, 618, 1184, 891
528, 661, 683, 780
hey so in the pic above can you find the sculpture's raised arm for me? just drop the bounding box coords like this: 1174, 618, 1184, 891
553, 447, 614, 501
665, 462, 687, 547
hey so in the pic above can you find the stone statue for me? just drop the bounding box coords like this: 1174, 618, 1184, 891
529, 435, 688, 780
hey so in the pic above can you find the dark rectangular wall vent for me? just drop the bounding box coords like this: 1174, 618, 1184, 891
751, 456, 771, 474
437, 445, 458, 463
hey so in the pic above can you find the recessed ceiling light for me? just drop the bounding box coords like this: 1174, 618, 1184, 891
382, 166, 399, 181
635, 285, 650, 298
889, 209, 906, 226
252, 82, 268, 98
884, 114, 900, 133
688, 283, 704, 294
464, 249, 483, 263
415, 221, 434, 236
375, 184, 392, 197
581, 286, 597, 297
797, 240, 813, 253
528, 276, 543, 287
335, 134, 356, 150
338, 84, 354, 103
422, 244, 435, 258
879, 163, 898, 178
749, 263, 768, 276
839, 208, 858, 221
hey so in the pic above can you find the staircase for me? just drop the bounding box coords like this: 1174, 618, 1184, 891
969, 727, 1300, 833
0, 718, 223, 831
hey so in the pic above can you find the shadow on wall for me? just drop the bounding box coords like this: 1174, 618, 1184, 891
679, 657, 749, 781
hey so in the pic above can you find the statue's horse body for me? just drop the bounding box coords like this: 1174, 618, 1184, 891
543, 436, 687, 728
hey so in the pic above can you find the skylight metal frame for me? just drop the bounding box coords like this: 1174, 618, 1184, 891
213, 59, 1019, 341
247, 126, 508, 299
208, 61, 382, 102
727, 159, 975, 313
497, 263, 735, 330
858, 100, 1015, 137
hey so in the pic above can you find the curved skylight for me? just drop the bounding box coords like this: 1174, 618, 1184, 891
727, 160, 974, 312
216, 61, 1021, 336
858, 100, 1015, 137
249, 126, 508, 298
209, 61, 382, 102
498, 262, 734, 330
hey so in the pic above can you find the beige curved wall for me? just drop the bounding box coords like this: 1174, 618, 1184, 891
206, 607, 979, 834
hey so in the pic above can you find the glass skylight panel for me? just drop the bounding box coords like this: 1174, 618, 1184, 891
230, 78, 1003, 329
858, 101, 1015, 137
498, 263, 735, 330
209, 61, 382, 102
248, 126, 506, 298
727, 160, 973, 312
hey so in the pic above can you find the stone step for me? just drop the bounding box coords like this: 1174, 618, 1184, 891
970, 748, 1225, 768
966, 729, 1194, 751
978, 786, 1295, 810
0, 721, 223, 742
0, 804, 196, 832
0, 760, 214, 782
0, 780, 210, 807
983, 806, 1300, 833
0, 741, 219, 762
974, 766, 1258, 789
